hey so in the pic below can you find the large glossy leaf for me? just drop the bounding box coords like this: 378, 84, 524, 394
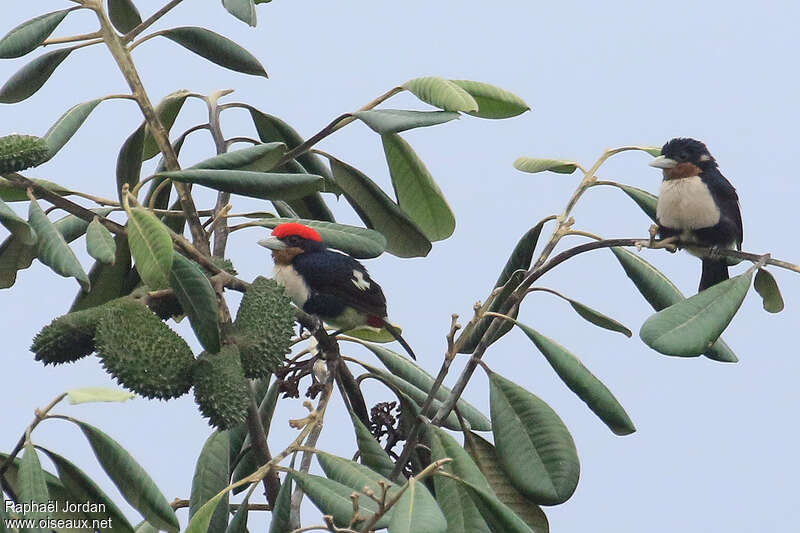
291, 470, 388, 528
108, 0, 142, 33
256, 217, 386, 259
0, 198, 36, 244
86, 217, 116, 265
317, 452, 401, 508
403, 77, 479, 112
117, 125, 146, 196
489, 372, 579, 505
127, 206, 173, 290
157, 169, 323, 200
185, 490, 227, 533
611, 183, 658, 222
38, 447, 135, 532
267, 475, 292, 533
640, 269, 754, 356
142, 90, 193, 160
28, 198, 89, 290
0, 176, 72, 202
450, 80, 530, 119
328, 156, 431, 258
0, 48, 72, 103
389, 477, 447, 533
382, 133, 455, 241
159, 27, 267, 77
464, 432, 549, 533
351, 339, 491, 431
71, 235, 132, 311
0, 9, 71, 58
189, 431, 230, 533
504, 317, 635, 435
754, 267, 784, 313
349, 410, 395, 479
513, 157, 578, 175
76, 421, 179, 532
611, 247, 738, 363
223, 0, 257, 26
353, 109, 459, 134
19, 442, 49, 532
170, 252, 221, 353
42, 98, 104, 160
460, 481, 539, 533
191, 142, 285, 171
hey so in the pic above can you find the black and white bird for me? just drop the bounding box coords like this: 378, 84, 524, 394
649, 137, 743, 291
258, 222, 416, 359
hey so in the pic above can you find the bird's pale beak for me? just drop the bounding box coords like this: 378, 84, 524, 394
258, 236, 287, 250
649, 155, 678, 169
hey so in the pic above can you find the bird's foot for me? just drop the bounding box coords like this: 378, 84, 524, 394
652, 236, 679, 252
648, 224, 659, 247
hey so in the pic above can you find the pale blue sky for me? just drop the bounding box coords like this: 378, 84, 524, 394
3, 1, 800, 532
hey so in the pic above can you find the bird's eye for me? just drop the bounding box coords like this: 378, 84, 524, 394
679, 151, 688, 161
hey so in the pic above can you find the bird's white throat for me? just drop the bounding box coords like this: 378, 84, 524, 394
656, 176, 721, 233
273, 264, 310, 306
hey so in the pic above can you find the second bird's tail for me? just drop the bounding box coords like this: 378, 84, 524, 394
699, 259, 729, 292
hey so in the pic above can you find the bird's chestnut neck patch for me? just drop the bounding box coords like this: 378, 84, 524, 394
664, 161, 702, 180
272, 223, 322, 242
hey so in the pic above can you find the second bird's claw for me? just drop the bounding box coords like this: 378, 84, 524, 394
648, 224, 659, 247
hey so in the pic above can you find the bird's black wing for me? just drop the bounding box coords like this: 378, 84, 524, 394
706, 169, 744, 247
293, 251, 387, 317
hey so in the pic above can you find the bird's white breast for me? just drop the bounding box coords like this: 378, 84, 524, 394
656, 176, 720, 232
273, 264, 310, 306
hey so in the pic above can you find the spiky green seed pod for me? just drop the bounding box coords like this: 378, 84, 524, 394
192, 345, 250, 429
232, 276, 294, 378
0, 134, 49, 173
211, 256, 237, 276
95, 298, 195, 400
30, 305, 108, 365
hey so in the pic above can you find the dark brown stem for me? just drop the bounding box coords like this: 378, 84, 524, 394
246, 388, 281, 507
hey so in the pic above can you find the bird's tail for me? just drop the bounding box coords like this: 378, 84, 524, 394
381, 320, 417, 360
699, 259, 729, 292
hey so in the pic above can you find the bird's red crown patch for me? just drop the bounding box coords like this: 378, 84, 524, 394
272, 222, 323, 242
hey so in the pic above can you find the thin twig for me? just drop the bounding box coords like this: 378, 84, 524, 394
0, 393, 68, 479
123, 0, 185, 43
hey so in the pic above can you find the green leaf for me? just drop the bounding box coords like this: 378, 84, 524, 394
157, 169, 324, 201
28, 198, 89, 290
640, 269, 754, 356
291, 470, 388, 528
75, 421, 179, 532
503, 317, 635, 435
37, 447, 135, 532
134, 521, 160, 533
41, 98, 104, 161
256, 217, 386, 259
382, 133, 455, 241
86, 217, 116, 265
117, 125, 146, 197
349, 410, 395, 479
513, 157, 578, 175
611, 247, 738, 363
350, 339, 491, 431
185, 490, 227, 533
495, 220, 549, 288
0, 197, 36, 244
0, 9, 71, 59
328, 156, 431, 258
0, 48, 72, 103
459, 270, 524, 354
0, 177, 72, 202
642, 146, 662, 156
353, 109, 460, 134
267, 475, 292, 533
189, 431, 230, 533
126, 207, 173, 290
464, 432, 549, 533
534, 288, 631, 337
403, 77, 479, 112
223, 0, 257, 26
19, 442, 49, 533
71, 235, 133, 311
317, 452, 401, 509
489, 372, 579, 505
169, 252, 221, 353
231, 379, 280, 492
754, 267, 784, 313
389, 477, 447, 533
612, 183, 658, 222
67, 387, 135, 404
450, 80, 530, 119
142, 90, 193, 160
159, 27, 267, 77
191, 142, 285, 171
460, 481, 539, 533
108, 0, 142, 33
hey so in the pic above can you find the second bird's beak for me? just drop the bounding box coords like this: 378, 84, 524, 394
649, 155, 678, 169
258, 236, 287, 250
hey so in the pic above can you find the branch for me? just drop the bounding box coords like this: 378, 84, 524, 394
123, 0, 185, 43
246, 384, 281, 507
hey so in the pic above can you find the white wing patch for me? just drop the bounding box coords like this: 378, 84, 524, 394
352, 270, 371, 291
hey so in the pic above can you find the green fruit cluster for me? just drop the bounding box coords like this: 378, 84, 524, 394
232, 276, 294, 378
31, 305, 108, 365
0, 134, 49, 173
193, 345, 250, 429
